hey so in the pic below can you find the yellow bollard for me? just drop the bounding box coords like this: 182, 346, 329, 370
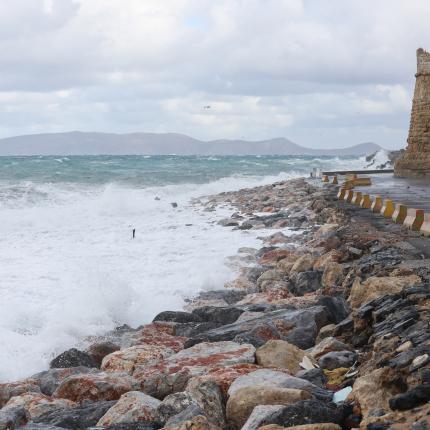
332, 176, 338, 185
346, 190, 354, 203
337, 188, 347, 200
404, 208, 424, 231
360, 194, 372, 209
420, 213, 430, 236
322, 175, 329, 183
392, 203, 408, 224
352, 191, 363, 206
381, 199, 395, 218
371, 196, 383, 213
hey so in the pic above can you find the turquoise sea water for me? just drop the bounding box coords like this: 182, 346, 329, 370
0, 154, 361, 185
0, 154, 363, 381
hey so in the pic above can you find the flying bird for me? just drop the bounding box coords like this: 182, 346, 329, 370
203, 105, 211, 109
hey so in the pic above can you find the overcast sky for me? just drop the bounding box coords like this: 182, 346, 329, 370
0, 0, 428, 149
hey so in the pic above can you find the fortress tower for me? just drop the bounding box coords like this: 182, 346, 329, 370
395, 48, 430, 177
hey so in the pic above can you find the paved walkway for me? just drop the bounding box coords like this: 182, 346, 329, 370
352, 173, 430, 211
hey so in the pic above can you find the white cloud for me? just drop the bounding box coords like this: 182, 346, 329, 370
0, 0, 427, 148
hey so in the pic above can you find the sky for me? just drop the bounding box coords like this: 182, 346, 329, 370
0, 0, 428, 149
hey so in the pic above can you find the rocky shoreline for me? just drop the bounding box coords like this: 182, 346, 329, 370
1, 177, 429, 430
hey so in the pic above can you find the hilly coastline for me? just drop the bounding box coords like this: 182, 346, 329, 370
0, 131, 381, 156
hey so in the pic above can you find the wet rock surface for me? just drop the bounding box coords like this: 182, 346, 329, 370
3, 177, 430, 429
33, 400, 117, 428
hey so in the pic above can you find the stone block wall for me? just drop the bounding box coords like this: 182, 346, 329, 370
395, 48, 430, 177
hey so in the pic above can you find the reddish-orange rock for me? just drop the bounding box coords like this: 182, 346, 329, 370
259, 249, 292, 265
5, 392, 75, 419
0, 379, 40, 408
53, 371, 138, 402
186, 364, 261, 398
101, 344, 175, 374
134, 341, 256, 399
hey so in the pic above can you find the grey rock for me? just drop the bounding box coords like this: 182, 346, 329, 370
186, 380, 226, 426
153, 311, 202, 323
49, 348, 97, 369
243, 266, 267, 283
190, 290, 247, 306
173, 322, 221, 337
296, 368, 328, 388
241, 399, 343, 428
228, 369, 333, 402
317, 296, 349, 324
241, 405, 285, 430
0, 406, 29, 430
389, 385, 430, 411
34, 400, 116, 429
184, 306, 329, 350
155, 392, 197, 424
318, 350, 358, 370
86, 342, 120, 367
191, 306, 244, 325
31, 367, 94, 396
218, 218, 239, 227
164, 404, 206, 427
292, 271, 322, 295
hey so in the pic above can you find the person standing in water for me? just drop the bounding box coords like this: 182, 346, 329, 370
132, 228, 136, 239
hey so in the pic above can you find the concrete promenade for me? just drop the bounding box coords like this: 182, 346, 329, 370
353, 173, 430, 212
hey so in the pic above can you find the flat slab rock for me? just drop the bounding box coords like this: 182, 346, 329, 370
183, 306, 329, 350
133, 341, 256, 399
227, 369, 333, 402
33, 400, 117, 429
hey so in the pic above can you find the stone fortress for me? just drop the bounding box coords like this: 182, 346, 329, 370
395, 48, 430, 177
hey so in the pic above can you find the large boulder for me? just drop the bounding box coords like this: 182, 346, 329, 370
0, 379, 40, 408
4, 393, 75, 420
228, 369, 332, 402
291, 271, 322, 295
241, 400, 343, 429
53, 371, 138, 402
101, 344, 175, 374
348, 275, 421, 308
153, 311, 202, 323
185, 364, 260, 399
133, 341, 256, 399
317, 351, 357, 371
163, 410, 222, 429
155, 392, 197, 424
256, 340, 309, 374
310, 337, 353, 360
321, 263, 344, 288
184, 307, 330, 350
49, 348, 97, 369
33, 400, 116, 428
226, 386, 311, 429
86, 341, 120, 367
290, 255, 315, 276
97, 391, 160, 426
31, 367, 93, 396
191, 306, 244, 325
349, 367, 404, 419
185, 380, 226, 427
0, 406, 29, 430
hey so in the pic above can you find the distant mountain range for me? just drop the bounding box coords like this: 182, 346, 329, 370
0, 131, 382, 156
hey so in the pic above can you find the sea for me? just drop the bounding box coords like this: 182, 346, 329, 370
0, 154, 367, 381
